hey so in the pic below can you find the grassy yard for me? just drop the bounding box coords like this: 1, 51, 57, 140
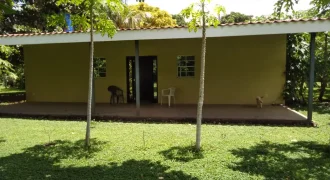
0, 105, 330, 179
0, 86, 25, 94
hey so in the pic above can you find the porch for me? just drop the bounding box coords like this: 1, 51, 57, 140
0, 102, 309, 125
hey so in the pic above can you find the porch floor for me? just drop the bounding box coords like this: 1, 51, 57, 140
0, 102, 309, 125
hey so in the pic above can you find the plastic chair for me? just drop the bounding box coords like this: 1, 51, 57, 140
107, 86, 124, 104
161, 87, 176, 107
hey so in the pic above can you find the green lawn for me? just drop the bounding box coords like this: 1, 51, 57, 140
0, 106, 330, 179
0, 86, 25, 94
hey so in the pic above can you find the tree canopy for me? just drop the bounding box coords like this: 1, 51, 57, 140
220, 12, 252, 23
274, 0, 330, 18
172, 14, 187, 26
128, 3, 176, 28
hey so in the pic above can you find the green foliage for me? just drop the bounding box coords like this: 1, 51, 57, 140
274, 0, 330, 18
0, 45, 19, 85
272, 1, 330, 104
181, 0, 226, 32
128, 3, 176, 28
274, 0, 299, 18
220, 12, 252, 24
2, 1, 63, 33
0, 0, 14, 20
51, 0, 124, 38
172, 14, 187, 26
284, 33, 310, 105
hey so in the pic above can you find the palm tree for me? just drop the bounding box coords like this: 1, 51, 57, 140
108, 5, 144, 29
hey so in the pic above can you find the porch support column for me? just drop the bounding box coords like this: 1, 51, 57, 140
135, 40, 140, 116
91, 76, 95, 115
308, 32, 316, 121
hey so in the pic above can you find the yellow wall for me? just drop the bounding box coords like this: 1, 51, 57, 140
24, 34, 286, 104
24, 43, 89, 102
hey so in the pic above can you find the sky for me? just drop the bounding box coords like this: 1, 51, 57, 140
127, 0, 312, 16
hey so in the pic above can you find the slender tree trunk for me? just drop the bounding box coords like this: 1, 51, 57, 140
196, 2, 206, 151
319, 33, 328, 102
299, 78, 306, 105
85, 1, 94, 147
319, 78, 326, 102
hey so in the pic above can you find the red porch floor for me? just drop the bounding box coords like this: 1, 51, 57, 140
0, 102, 309, 125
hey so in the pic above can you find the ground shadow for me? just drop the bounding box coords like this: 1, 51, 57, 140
0, 137, 5, 143
0, 139, 197, 180
229, 141, 330, 179
293, 103, 330, 115
159, 146, 204, 162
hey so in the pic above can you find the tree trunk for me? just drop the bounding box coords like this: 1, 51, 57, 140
319, 78, 326, 102
196, 2, 206, 151
299, 78, 306, 105
85, 1, 94, 147
319, 33, 328, 102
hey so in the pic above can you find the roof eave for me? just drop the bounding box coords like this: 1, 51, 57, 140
1, 19, 330, 45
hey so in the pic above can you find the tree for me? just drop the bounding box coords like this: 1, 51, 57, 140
108, 2, 176, 29
0, 45, 18, 84
172, 14, 187, 26
0, 0, 13, 20
53, 0, 124, 147
274, 0, 330, 18
0, 1, 17, 85
108, 3, 145, 29
220, 12, 252, 24
2, 1, 64, 33
129, 3, 176, 28
274, 0, 330, 103
316, 32, 330, 101
284, 33, 310, 105
181, 0, 225, 151
275, 0, 330, 102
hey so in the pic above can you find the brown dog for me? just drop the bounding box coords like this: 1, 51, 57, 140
256, 94, 268, 108
256, 96, 264, 108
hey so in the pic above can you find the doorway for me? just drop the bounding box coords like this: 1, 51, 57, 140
126, 56, 158, 104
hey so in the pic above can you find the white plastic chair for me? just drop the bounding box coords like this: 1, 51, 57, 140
161, 87, 176, 107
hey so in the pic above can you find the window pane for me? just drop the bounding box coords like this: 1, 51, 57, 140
177, 56, 195, 78
187, 72, 195, 77
93, 57, 106, 77
177, 61, 184, 66
187, 56, 195, 60
186, 60, 195, 66
99, 72, 106, 77
181, 72, 186, 77
177, 56, 185, 61
100, 68, 106, 73
187, 67, 194, 72
180, 67, 186, 72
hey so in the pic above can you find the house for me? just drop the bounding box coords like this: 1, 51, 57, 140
0, 18, 329, 122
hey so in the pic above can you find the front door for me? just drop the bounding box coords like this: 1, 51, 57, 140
126, 56, 158, 104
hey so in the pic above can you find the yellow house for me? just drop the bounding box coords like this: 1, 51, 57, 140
0, 18, 329, 121
23, 35, 285, 105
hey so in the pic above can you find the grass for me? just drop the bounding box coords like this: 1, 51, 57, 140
0, 86, 25, 94
0, 105, 330, 179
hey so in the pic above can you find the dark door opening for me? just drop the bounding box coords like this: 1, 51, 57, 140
126, 56, 158, 104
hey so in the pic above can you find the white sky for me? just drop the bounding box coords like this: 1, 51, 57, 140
127, 0, 312, 16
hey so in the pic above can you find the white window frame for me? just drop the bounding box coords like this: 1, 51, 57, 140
177, 55, 195, 77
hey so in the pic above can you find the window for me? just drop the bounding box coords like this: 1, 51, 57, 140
177, 56, 195, 77
93, 57, 106, 77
